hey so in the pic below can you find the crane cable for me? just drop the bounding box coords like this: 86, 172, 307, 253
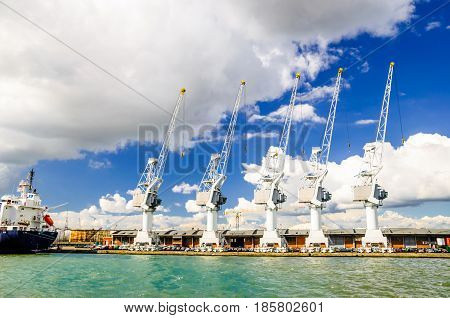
337, 73, 351, 152
343, 95, 351, 152
299, 85, 305, 157
393, 68, 405, 145
243, 84, 247, 154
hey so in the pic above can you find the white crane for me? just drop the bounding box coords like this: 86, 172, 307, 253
353, 62, 394, 247
298, 68, 343, 248
195, 81, 246, 246
253, 73, 300, 247
132, 88, 186, 245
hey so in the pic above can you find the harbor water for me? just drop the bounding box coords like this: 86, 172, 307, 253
0, 254, 448, 297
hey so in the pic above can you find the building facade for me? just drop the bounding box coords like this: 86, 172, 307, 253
108, 228, 450, 249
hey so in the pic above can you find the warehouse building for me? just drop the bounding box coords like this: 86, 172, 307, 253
68, 229, 111, 245
108, 228, 450, 249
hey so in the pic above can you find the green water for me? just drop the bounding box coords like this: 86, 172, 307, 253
0, 254, 449, 297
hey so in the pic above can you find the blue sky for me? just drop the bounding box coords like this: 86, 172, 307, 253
1, 0, 449, 229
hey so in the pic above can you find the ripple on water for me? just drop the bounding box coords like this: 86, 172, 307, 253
0, 254, 449, 297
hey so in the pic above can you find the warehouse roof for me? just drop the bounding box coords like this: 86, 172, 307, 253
283, 229, 309, 236
382, 228, 450, 235
111, 230, 138, 236
222, 229, 264, 237
325, 229, 366, 235
108, 228, 450, 237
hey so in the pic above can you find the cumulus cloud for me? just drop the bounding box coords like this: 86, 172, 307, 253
292, 209, 450, 230
51, 132, 450, 232
238, 133, 450, 227
50, 209, 204, 230
172, 182, 199, 194
185, 199, 203, 213
0, 0, 414, 191
99, 193, 138, 213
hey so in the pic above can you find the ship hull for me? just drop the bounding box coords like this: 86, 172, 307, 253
0, 230, 58, 253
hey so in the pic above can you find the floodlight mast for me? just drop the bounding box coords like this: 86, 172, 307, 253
298, 68, 343, 248
353, 62, 394, 247
253, 73, 300, 247
195, 81, 246, 246
132, 88, 186, 245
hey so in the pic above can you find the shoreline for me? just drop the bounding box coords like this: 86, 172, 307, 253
44, 249, 450, 258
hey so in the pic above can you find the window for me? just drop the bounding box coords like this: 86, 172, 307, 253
404, 236, 416, 248
330, 236, 345, 247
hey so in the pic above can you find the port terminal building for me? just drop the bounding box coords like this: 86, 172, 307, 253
64, 228, 450, 249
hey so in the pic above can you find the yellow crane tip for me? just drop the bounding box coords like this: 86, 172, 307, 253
180, 88, 186, 94
338, 67, 344, 73
241, 80, 246, 85
390, 61, 395, 66
295, 72, 301, 78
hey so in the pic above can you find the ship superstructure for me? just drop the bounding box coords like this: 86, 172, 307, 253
0, 169, 57, 252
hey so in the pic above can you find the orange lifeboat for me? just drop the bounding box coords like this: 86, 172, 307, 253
43, 215, 54, 226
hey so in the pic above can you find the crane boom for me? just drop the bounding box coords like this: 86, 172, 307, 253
263, 73, 300, 176
318, 67, 343, 168
356, 62, 394, 187
279, 73, 300, 154
373, 61, 394, 172
254, 72, 300, 210
133, 88, 186, 210
299, 68, 343, 207
198, 81, 245, 195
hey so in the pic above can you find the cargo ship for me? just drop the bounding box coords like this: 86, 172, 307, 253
0, 169, 58, 253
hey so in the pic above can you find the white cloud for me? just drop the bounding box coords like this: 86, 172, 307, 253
240, 133, 450, 225
51, 132, 450, 232
360, 61, 370, 73
0, 0, 414, 190
50, 209, 202, 230
172, 182, 199, 194
185, 199, 203, 213
355, 119, 378, 125
250, 103, 326, 124
299, 85, 335, 103
292, 209, 450, 230
88, 159, 112, 169
244, 132, 278, 140
222, 202, 450, 230
155, 205, 170, 213
425, 21, 441, 31
99, 193, 137, 213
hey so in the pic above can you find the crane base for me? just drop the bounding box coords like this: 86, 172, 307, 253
260, 230, 283, 247
362, 229, 387, 247
134, 231, 154, 245
199, 231, 220, 247
305, 230, 329, 247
